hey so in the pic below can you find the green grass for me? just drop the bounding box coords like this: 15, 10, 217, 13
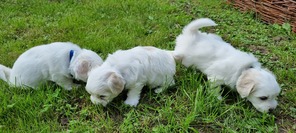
0, 0, 295, 132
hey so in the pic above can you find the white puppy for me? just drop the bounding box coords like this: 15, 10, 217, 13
174, 18, 281, 113
86, 46, 176, 107
0, 42, 103, 90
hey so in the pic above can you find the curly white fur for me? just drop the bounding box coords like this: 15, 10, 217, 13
86, 46, 176, 106
174, 18, 281, 113
0, 42, 103, 90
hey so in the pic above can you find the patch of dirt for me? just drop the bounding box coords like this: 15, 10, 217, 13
272, 36, 286, 45
248, 45, 269, 55
248, 45, 280, 63
59, 117, 69, 126
276, 114, 296, 133
207, 28, 216, 33
270, 55, 279, 62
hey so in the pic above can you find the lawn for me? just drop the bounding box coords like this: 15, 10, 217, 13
0, 0, 295, 132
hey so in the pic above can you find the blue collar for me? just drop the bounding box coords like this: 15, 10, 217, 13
69, 50, 75, 62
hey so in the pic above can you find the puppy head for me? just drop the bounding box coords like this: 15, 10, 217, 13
86, 69, 125, 106
70, 49, 103, 82
236, 68, 281, 113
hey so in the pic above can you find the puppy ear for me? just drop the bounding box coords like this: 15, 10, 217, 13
76, 60, 90, 76
236, 70, 256, 98
107, 72, 125, 94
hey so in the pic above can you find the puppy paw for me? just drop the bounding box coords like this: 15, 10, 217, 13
124, 99, 139, 107
217, 95, 223, 100
63, 83, 81, 90
64, 87, 73, 91
62, 85, 73, 90
154, 87, 164, 93
72, 83, 82, 88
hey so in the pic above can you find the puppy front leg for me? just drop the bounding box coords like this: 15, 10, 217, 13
53, 76, 76, 90
124, 84, 144, 107
155, 78, 175, 93
211, 84, 222, 100
208, 77, 223, 100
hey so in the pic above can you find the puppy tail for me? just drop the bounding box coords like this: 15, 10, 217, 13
0, 64, 11, 82
182, 18, 217, 35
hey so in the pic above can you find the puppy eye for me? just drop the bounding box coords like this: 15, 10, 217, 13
259, 96, 268, 100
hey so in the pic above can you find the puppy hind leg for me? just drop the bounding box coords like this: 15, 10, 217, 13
124, 83, 144, 106
0, 65, 11, 82
10, 74, 41, 89
0, 70, 7, 82
154, 77, 175, 94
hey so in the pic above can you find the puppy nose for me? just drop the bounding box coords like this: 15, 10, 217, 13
268, 108, 274, 112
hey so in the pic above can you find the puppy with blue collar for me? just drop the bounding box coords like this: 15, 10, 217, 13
0, 42, 103, 90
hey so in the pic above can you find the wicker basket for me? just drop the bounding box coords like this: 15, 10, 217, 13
227, 0, 296, 32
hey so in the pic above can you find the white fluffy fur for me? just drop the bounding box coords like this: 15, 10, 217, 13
0, 42, 103, 90
174, 18, 281, 113
86, 46, 176, 106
